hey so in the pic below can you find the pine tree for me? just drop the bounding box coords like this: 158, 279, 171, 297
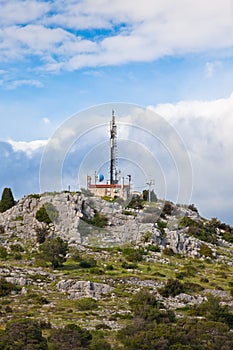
0, 188, 15, 213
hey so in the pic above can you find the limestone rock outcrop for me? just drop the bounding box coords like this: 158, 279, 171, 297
57, 279, 114, 300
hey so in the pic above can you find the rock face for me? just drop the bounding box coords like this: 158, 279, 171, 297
57, 279, 113, 300
0, 193, 84, 246
166, 229, 201, 257
0, 192, 230, 259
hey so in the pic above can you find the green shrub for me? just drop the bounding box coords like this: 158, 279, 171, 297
122, 209, 134, 216
102, 196, 116, 202
35, 226, 48, 244
156, 220, 167, 234
106, 264, 114, 270
89, 337, 111, 350
126, 195, 144, 210
185, 265, 198, 276
0, 246, 7, 259
36, 203, 58, 224
79, 258, 97, 268
122, 261, 138, 269
71, 251, 82, 262
142, 231, 152, 243
188, 204, 199, 213
221, 230, 233, 243
122, 247, 144, 262
14, 215, 23, 221
161, 201, 173, 216
28, 293, 49, 305
76, 298, 98, 311
179, 216, 199, 228
176, 272, 187, 280
1, 319, 47, 350
200, 277, 209, 283
118, 318, 233, 349
183, 282, 204, 293
84, 210, 108, 228
129, 289, 175, 323
190, 295, 233, 327
89, 267, 104, 275
0, 278, 21, 297
14, 253, 22, 260
10, 243, 24, 252
48, 323, 92, 349
163, 247, 175, 256
147, 245, 161, 252
159, 279, 184, 297
199, 243, 214, 258
30, 193, 41, 199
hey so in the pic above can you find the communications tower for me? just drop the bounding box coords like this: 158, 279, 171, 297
110, 110, 118, 184
87, 110, 130, 199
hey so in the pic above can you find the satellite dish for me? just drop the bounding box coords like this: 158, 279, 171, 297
98, 174, 104, 182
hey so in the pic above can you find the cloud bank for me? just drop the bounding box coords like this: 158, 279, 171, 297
1, 93, 233, 225
0, 0, 232, 76
151, 93, 233, 223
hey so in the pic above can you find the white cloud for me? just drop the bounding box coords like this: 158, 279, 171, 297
205, 61, 222, 78
0, 0, 50, 25
43, 118, 50, 124
7, 79, 43, 89
149, 92, 233, 222
8, 139, 47, 157
0, 0, 233, 71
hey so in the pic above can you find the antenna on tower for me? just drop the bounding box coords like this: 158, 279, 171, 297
110, 110, 118, 184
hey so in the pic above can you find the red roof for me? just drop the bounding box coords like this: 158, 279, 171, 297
88, 184, 129, 189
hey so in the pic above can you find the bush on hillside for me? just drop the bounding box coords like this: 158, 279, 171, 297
199, 243, 214, 258
36, 203, 58, 224
0, 278, 21, 297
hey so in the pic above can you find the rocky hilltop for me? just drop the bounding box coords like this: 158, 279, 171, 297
0, 191, 233, 348
1, 191, 231, 257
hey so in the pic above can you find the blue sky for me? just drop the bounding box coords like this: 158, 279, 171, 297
0, 0, 233, 224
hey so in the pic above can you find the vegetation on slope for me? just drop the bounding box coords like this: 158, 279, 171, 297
0, 190, 233, 349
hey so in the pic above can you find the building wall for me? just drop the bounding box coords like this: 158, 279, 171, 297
88, 184, 129, 199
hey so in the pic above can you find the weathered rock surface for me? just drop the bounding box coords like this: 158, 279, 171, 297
0, 266, 53, 287
0, 192, 232, 260
57, 279, 114, 300
165, 229, 201, 257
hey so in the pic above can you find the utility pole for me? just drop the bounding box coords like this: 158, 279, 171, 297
146, 179, 155, 202
127, 174, 131, 197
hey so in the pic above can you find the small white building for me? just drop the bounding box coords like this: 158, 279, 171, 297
87, 175, 129, 200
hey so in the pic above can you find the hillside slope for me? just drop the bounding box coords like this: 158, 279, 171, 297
0, 192, 233, 348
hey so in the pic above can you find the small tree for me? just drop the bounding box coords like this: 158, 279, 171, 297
36, 203, 58, 224
161, 201, 173, 216
39, 237, 68, 269
143, 190, 157, 202
0, 188, 15, 213
126, 195, 144, 210
35, 226, 49, 244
